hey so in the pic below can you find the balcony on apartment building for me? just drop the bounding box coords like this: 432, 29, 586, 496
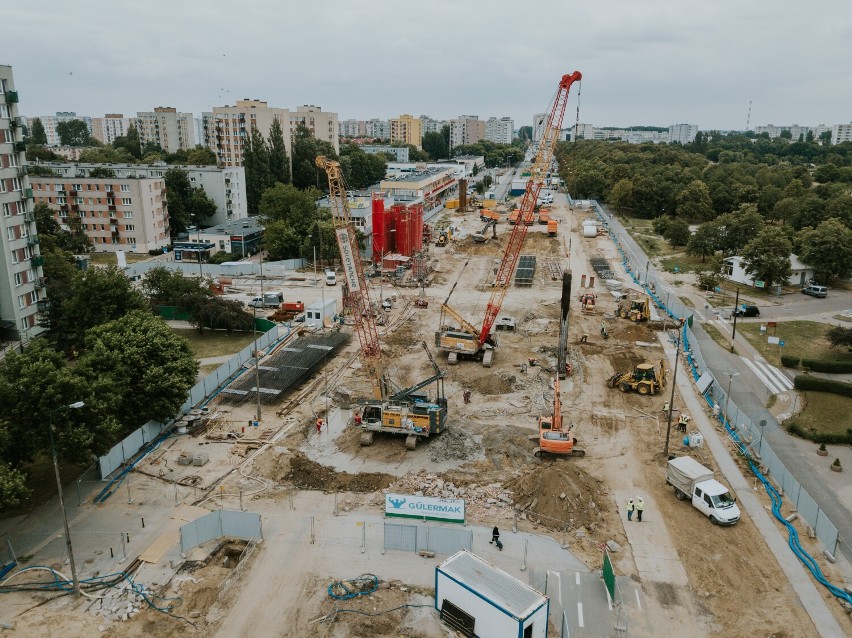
31, 255, 45, 268
3, 90, 19, 104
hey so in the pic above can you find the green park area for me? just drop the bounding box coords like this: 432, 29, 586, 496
788, 391, 852, 442
173, 328, 258, 360
737, 321, 851, 367
87, 252, 151, 266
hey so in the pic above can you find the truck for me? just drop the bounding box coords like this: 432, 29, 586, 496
248, 292, 284, 308
666, 456, 740, 525
325, 269, 337, 286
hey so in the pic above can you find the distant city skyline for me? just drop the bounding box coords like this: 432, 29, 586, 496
6, 0, 851, 131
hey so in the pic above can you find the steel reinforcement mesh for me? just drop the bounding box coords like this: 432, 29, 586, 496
220, 331, 350, 404
514, 254, 537, 286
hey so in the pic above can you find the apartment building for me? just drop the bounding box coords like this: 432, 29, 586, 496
136, 107, 195, 153
339, 119, 366, 138
366, 119, 390, 139
40, 162, 246, 227
532, 113, 548, 142
1, 66, 46, 341
28, 111, 93, 147
30, 175, 170, 254
420, 115, 448, 135
203, 99, 289, 167
449, 116, 485, 149
667, 123, 699, 144
361, 145, 409, 162
290, 105, 339, 154
390, 114, 422, 149
91, 114, 135, 145
485, 117, 514, 144
830, 123, 852, 145
755, 123, 832, 141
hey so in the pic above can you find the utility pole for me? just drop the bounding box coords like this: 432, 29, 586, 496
663, 325, 682, 458
730, 288, 740, 352
254, 250, 264, 422
724, 371, 740, 427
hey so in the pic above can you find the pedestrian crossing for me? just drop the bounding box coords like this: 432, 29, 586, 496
740, 356, 794, 395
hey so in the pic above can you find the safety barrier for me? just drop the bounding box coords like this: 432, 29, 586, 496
179, 509, 262, 554
383, 521, 472, 555
570, 194, 839, 554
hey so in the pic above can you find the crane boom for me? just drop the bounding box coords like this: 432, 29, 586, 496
316, 156, 386, 400
478, 71, 582, 346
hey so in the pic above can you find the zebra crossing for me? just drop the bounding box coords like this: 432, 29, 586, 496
740, 356, 794, 394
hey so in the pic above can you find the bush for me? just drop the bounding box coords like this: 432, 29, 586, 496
780, 355, 801, 368
148, 248, 164, 256
800, 358, 852, 374
793, 375, 852, 397
207, 251, 241, 265
785, 421, 852, 444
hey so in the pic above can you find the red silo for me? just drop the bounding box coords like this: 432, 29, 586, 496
371, 193, 388, 263
396, 207, 412, 256
410, 203, 424, 252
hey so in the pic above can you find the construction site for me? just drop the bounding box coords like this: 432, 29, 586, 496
3, 76, 850, 638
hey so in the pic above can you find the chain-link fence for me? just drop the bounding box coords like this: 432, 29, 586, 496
570, 195, 839, 554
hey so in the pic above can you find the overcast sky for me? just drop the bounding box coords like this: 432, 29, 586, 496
6, 0, 851, 131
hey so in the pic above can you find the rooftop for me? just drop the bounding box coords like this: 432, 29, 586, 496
438, 550, 547, 620
382, 168, 453, 183
198, 218, 264, 236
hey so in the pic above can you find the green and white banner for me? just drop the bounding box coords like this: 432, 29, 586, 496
384, 493, 465, 524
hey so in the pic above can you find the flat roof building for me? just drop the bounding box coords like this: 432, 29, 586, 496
91, 114, 135, 145
136, 107, 195, 153
28, 111, 93, 147
390, 114, 422, 149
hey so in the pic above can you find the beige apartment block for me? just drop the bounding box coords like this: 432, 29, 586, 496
291, 105, 339, 153
203, 99, 291, 167
450, 115, 485, 149
136, 107, 195, 153
30, 176, 170, 254
390, 114, 422, 149
91, 113, 135, 145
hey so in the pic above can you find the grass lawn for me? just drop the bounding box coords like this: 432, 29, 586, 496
620, 215, 677, 258
88, 252, 151, 266
787, 391, 852, 441
173, 328, 258, 360
659, 253, 712, 274
702, 322, 736, 354
834, 314, 852, 324
737, 320, 852, 367
679, 296, 695, 308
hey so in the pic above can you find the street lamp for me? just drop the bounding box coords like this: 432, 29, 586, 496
48, 400, 85, 596
663, 324, 683, 458
724, 371, 740, 428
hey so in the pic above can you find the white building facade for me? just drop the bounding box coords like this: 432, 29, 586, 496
668, 123, 698, 144
485, 116, 514, 144
29, 111, 93, 147
831, 123, 852, 145
91, 114, 135, 145
136, 107, 195, 153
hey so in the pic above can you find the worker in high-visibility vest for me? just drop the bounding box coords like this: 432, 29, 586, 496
677, 413, 691, 433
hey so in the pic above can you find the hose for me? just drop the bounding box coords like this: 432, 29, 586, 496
327, 574, 379, 600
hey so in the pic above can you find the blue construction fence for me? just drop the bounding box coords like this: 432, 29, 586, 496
568, 195, 839, 555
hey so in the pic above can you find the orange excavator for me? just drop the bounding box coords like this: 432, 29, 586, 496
533, 375, 585, 458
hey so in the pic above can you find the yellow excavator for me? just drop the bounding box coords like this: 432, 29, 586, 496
617, 296, 651, 322
607, 359, 667, 396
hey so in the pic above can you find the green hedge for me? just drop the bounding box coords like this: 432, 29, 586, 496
785, 421, 852, 444
780, 355, 800, 368
801, 358, 852, 374
794, 375, 852, 398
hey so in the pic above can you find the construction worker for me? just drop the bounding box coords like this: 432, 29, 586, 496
626, 498, 634, 522
600, 323, 609, 339
565, 362, 573, 377
463, 390, 472, 404
580, 333, 589, 344
678, 413, 691, 433
316, 417, 324, 435
663, 402, 670, 415
636, 497, 645, 522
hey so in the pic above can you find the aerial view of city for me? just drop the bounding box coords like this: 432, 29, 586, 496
1, 1, 851, 636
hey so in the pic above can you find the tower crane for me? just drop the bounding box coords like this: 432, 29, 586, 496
317, 157, 448, 448
436, 71, 582, 367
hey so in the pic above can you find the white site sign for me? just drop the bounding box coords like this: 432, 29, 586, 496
335, 228, 361, 293
384, 493, 466, 524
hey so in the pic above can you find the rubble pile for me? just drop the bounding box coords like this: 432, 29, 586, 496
384, 471, 520, 520
91, 584, 151, 624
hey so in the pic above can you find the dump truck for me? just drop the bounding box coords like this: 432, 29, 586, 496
666, 457, 740, 525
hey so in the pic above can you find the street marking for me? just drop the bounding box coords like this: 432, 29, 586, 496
713, 318, 731, 334
741, 357, 784, 394
740, 357, 792, 394
606, 587, 613, 611
635, 588, 642, 610
577, 602, 584, 627
755, 359, 794, 391
575, 572, 581, 586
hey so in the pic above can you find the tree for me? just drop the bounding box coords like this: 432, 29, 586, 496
53, 266, 147, 354
56, 119, 91, 146
33, 202, 90, 254
779, 129, 793, 140
676, 180, 714, 221
741, 226, 792, 287
608, 179, 635, 212
0, 463, 28, 511
664, 218, 691, 247
79, 311, 198, 427
267, 116, 290, 185
78, 146, 135, 164
243, 124, 272, 214
185, 146, 217, 165
826, 326, 852, 350
187, 188, 217, 228
112, 123, 141, 159
184, 297, 254, 334
164, 168, 193, 235
30, 117, 47, 146
142, 266, 212, 307
259, 183, 323, 259
422, 131, 448, 160
687, 221, 719, 261
796, 218, 852, 282
339, 144, 386, 189
518, 126, 533, 142
291, 124, 336, 190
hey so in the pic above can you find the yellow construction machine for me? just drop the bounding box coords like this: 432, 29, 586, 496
607, 359, 667, 396
617, 296, 651, 322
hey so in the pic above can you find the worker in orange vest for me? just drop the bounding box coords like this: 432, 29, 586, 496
316, 417, 324, 434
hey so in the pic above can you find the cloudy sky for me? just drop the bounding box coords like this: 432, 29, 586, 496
7, 0, 851, 130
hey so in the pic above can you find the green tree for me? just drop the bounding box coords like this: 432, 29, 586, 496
184, 297, 254, 334
796, 218, 852, 282
78, 146, 135, 164
164, 168, 193, 235
54, 266, 147, 354
56, 119, 90, 146
772, 197, 799, 226
244, 124, 272, 214
267, 116, 290, 185
89, 166, 116, 178
142, 266, 212, 307
0, 463, 29, 511
422, 131, 448, 160
741, 226, 792, 287
33, 202, 90, 254
687, 221, 719, 261
30, 117, 47, 146
608, 179, 634, 212
187, 188, 217, 228
291, 124, 336, 190
676, 180, 714, 221
339, 144, 386, 189
664, 218, 691, 247
259, 183, 323, 259
111, 123, 141, 159
79, 311, 198, 426
185, 146, 218, 165
826, 326, 852, 350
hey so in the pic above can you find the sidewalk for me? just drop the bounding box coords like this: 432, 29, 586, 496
659, 333, 845, 637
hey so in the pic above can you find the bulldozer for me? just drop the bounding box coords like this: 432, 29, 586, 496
617, 296, 651, 322
607, 359, 667, 396
531, 376, 585, 458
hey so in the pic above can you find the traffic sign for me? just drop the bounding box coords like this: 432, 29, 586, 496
755, 280, 765, 288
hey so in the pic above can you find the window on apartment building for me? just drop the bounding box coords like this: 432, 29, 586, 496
123, 211, 133, 219
73, 184, 82, 190
18, 294, 26, 309
58, 210, 68, 219
106, 185, 113, 192
57, 196, 66, 205
28, 290, 38, 305
7, 226, 16, 241
20, 317, 29, 331
55, 183, 64, 192
125, 224, 135, 231
0, 180, 6, 194
86, 184, 92, 190
2, 203, 11, 217
14, 272, 23, 287
11, 178, 21, 191
23, 246, 31, 259
126, 237, 136, 245
75, 197, 84, 205
11, 249, 19, 264
121, 184, 130, 192
9, 153, 18, 168
122, 198, 132, 205
0, 105, 7, 118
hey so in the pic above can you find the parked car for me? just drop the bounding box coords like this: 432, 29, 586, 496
731, 305, 760, 318
802, 285, 828, 298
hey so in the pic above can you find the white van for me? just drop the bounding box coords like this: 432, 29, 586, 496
325, 270, 337, 286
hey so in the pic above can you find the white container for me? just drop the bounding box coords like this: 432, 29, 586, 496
689, 433, 704, 448
582, 224, 598, 238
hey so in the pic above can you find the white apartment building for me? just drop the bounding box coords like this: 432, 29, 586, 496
339, 119, 366, 138
91, 114, 135, 145
290, 105, 339, 154
361, 145, 409, 162
420, 115, 448, 135
485, 117, 514, 144
136, 107, 195, 153
30, 175, 170, 254
532, 113, 548, 142
1, 65, 46, 340
366, 119, 390, 139
755, 123, 831, 141
830, 123, 852, 145
29, 111, 93, 147
40, 162, 246, 227
667, 123, 698, 144
449, 115, 485, 149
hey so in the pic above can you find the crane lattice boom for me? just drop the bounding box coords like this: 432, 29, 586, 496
478, 71, 582, 346
316, 156, 385, 399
